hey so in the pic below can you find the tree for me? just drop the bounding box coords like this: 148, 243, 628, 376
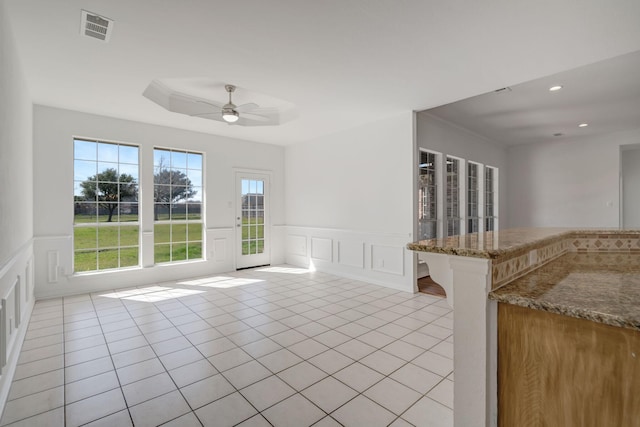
154, 157, 196, 220
80, 168, 137, 222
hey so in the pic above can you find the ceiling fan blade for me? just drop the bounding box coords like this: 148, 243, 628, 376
197, 100, 223, 111
235, 103, 259, 113
190, 111, 218, 117
241, 112, 270, 122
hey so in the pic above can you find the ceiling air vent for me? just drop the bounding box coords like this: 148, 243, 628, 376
80, 10, 114, 42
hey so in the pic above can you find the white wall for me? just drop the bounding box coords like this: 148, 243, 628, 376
0, 1, 36, 413
416, 112, 509, 229
284, 112, 416, 291
507, 128, 640, 228
621, 145, 640, 228
0, 4, 33, 265
33, 106, 285, 299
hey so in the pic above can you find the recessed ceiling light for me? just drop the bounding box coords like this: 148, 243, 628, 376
578, 123, 589, 128
549, 85, 563, 92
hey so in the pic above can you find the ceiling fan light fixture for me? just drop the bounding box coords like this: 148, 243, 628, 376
222, 108, 239, 123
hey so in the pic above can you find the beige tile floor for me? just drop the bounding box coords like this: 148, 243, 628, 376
0, 265, 453, 427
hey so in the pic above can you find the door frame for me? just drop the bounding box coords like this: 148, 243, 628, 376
234, 169, 272, 270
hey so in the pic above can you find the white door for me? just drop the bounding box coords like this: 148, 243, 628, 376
236, 172, 270, 269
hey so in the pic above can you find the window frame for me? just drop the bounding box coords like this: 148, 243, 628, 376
446, 156, 461, 237
467, 161, 480, 233
418, 150, 438, 240
484, 165, 497, 231
153, 147, 205, 264
73, 137, 140, 273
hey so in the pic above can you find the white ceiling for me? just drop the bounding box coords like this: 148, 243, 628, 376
5, 0, 640, 146
425, 50, 640, 146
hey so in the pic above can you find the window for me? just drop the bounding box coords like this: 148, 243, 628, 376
446, 157, 460, 236
485, 166, 496, 231
418, 151, 437, 239
153, 148, 203, 263
467, 162, 479, 233
73, 139, 139, 272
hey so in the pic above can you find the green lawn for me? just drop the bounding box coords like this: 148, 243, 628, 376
74, 223, 203, 271
73, 216, 267, 271
241, 217, 264, 255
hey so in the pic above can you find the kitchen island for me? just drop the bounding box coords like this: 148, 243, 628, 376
408, 228, 640, 427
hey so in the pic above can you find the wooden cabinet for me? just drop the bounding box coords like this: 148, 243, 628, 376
498, 303, 640, 427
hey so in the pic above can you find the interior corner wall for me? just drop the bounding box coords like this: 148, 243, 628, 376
0, 2, 36, 414
416, 112, 509, 228
32, 106, 285, 299
507, 128, 640, 228
284, 112, 416, 292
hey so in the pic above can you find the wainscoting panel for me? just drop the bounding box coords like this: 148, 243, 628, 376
287, 235, 307, 257
338, 240, 365, 269
284, 226, 415, 292
47, 250, 59, 283
206, 228, 234, 272
311, 237, 333, 262
0, 239, 35, 410
371, 244, 405, 276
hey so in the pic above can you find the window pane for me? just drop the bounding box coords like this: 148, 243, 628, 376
120, 226, 139, 247
119, 145, 138, 164
97, 143, 118, 162
97, 227, 119, 248
186, 203, 201, 220
171, 169, 188, 186
172, 243, 187, 261
75, 203, 97, 223
155, 224, 171, 244
187, 223, 202, 241
188, 242, 202, 260
98, 162, 119, 178
74, 227, 96, 250
190, 187, 202, 203
171, 186, 189, 203
155, 244, 171, 263
97, 204, 118, 223
171, 203, 187, 220
187, 153, 202, 170
172, 223, 187, 243
187, 169, 202, 188
74, 250, 97, 272
171, 151, 187, 169
74, 160, 97, 181
120, 247, 139, 267
119, 203, 138, 222
74, 140, 97, 161
154, 204, 170, 221
154, 149, 171, 167
155, 185, 171, 202
98, 249, 119, 270
119, 163, 139, 181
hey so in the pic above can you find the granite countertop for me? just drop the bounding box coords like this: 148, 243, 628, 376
407, 227, 640, 259
489, 252, 640, 331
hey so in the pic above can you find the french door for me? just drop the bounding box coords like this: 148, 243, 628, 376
235, 172, 270, 269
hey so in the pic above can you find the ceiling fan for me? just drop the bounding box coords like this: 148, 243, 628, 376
192, 84, 266, 124
143, 80, 284, 126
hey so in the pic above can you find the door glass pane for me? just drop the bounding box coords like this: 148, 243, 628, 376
241, 178, 266, 256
